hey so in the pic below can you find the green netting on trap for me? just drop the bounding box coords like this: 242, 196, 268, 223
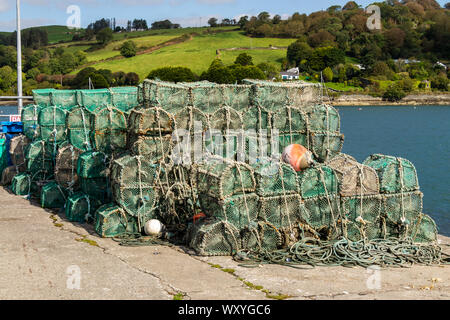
196, 158, 256, 200
110, 154, 167, 220
94, 204, 139, 238
410, 214, 438, 243
77, 89, 112, 110
130, 135, 173, 161
38, 106, 68, 142
272, 106, 308, 134
77, 151, 108, 179
65, 192, 103, 223
259, 194, 307, 229
21, 105, 41, 140
326, 154, 380, 197
128, 106, 175, 135
240, 221, 282, 252
50, 90, 78, 109
1, 166, 18, 186
309, 131, 344, 163
242, 105, 273, 133
0, 139, 6, 176
341, 194, 382, 224
363, 154, 419, 194
244, 132, 275, 163
80, 177, 111, 202
190, 84, 251, 114
382, 191, 423, 225
187, 219, 241, 256
25, 140, 55, 178
9, 135, 30, 171
67, 106, 94, 151
174, 106, 210, 134
303, 194, 341, 235
302, 104, 340, 133
344, 218, 384, 242
210, 107, 243, 133
55, 144, 81, 191
32, 89, 55, 107
110, 87, 139, 112
199, 193, 259, 229
277, 132, 308, 156
141, 80, 190, 114
92, 106, 128, 152
40, 181, 67, 209
298, 165, 339, 199
252, 160, 299, 197
11, 172, 32, 196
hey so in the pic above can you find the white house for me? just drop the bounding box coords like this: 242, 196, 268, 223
280, 67, 300, 80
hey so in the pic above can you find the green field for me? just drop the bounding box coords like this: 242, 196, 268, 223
83, 31, 297, 80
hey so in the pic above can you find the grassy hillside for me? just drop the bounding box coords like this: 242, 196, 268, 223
0, 25, 83, 44
82, 31, 296, 80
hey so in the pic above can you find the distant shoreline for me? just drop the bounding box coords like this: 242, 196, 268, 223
331, 93, 450, 106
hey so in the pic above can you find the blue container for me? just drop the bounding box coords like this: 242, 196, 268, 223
1, 122, 23, 134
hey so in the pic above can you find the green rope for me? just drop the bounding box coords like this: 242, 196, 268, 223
234, 237, 450, 269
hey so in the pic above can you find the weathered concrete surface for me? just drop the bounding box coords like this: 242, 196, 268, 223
0, 187, 448, 300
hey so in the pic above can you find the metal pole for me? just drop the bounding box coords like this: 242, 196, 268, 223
16, 0, 23, 114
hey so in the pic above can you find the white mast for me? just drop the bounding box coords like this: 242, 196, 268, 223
16, 0, 23, 113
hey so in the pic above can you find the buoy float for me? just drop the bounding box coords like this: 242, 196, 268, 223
193, 213, 206, 224
144, 219, 164, 236
282, 144, 313, 172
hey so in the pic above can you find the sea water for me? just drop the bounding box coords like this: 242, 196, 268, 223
336, 105, 450, 236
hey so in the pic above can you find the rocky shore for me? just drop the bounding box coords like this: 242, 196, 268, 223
332, 93, 450, 106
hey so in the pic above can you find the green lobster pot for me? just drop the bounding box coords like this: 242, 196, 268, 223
341, 194, 383, 224
77, 89, 112, 110
65, 192, 103, 223
50, 89, 78, 109
38, 106, 68, 142
272, 106, 308, 134
298, 165, 339, 199
25, 140, 54, 177
109, 87, 139, 112
11, 172, 32, 196
410, 214, 438, 243
91, 106, 128, 153
21, 105, 41, 140
259, 194, 307, 229
32, 89, 55, 107
382, 191, 423, 225
80, 177, 110, 202
94, 204, 139, 238
303, 194, 341, 233
252, 160, 299, 197
309, 131, 344, 163
67, 106, 94, 152
240, 221, 282, 252
41, 181, 67, 209
77, 151, 108, 179
141, 80, 190, 114
302, 104, 340, 133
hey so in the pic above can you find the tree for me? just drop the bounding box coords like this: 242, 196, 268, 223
287, 40, 313, 69
0, 66, 16, 91
147, 67, 197, 83
431, 74, 449, 91
151, 20, 177, 30
272, 15, 282, 24
124, 72, 140, 85
238, 16, 249, 29
257, 12, 271, 23
322, 67, 334, 82
96, 28, 113, 45
383, 84, 406, 101
234, 53, 254, 66
208, 18, 218, 27
229, 65, 266, 83
308, 30, 335, 48
120, 41, 137, 58
90, 73, 109, 88
257, 62, 279, 79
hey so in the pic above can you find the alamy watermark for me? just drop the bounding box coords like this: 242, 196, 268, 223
366, 5, 382, 31
66, 265, 81, 290
66, 5, 81, 30
366, 265, 382, 290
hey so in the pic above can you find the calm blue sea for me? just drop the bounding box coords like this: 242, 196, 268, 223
336, 105, 450, 236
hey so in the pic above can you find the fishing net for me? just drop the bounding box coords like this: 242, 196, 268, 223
326, 153, 379, 197
382, 191, 423, 225
130, 135, 173, 161
25, 140, 55, 179
259, 194, 307, 229
240, 221, 283, 252
77, 151, 108, 179
77, 89, 112, 110
410, 214, 438, 243
252, 160, 299, 197
272, 106, 308, 134
303, 194, 341, 236
40, 181, 67, 209
50, 90, 78, 109
65, 192, 103, 223
302, 104, 340, 133
91, 106, 128, 153
363, 154, 419, 194
21, 105, 42, 140
199, 193, 259, 229
32, 89, 54, 107
140, 80, 189, 114
298, 165, 339, 199
55, 144, 81, 191
38, 106, 68, 143
80, 177, 110, 202
187, 219, 241, 256
196, 158, 255, 200
11, 172, 32, 196
67, 106, 94, 152
309, 131, 344, 163
190, 84, 251, 114
9, 135, 30, 171
128, 106, 175, 135
1, 165, 18, 186
109, 87, 139, 112
94, 204, 139, 238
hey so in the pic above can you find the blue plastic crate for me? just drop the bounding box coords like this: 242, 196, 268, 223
1, 122, 23, 134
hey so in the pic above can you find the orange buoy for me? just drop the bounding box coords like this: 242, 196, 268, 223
193, 213, 206, 224
282, 144, 313, 172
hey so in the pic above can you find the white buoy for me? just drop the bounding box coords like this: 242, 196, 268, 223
144, 219, 164, 236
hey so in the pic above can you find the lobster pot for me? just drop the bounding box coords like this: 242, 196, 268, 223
326, 154, 379, 197
210, 107, 243, 133
141, 80, 190, 114
174, 106, 210, 135
110, 155, 167, 219
77, 151, 108, 179
242, 105, 273, 133
65, 192, 103, 223
363, 154, 419, 194
1, 166, 18, 186
110, 87, 139, 112
40, 181, 67, 209
287, 83, 322, 107
128, 107, 175, 136
91, 106, 128, 153
245, 132, 276, 163
94, 204, 139, 238
272, 106, 308, 134
344, 218, 384, 242
196, 158, 256, 200
277, 132, 308, 155
303, 104, 340, 133
38, 106, 68, 142
240, 221, 282, 252
190, 84, 251, 114
130, 135, 173, 161
11, 173, 32, 196
80, 177, 110, 202
67, 106, 94, 152
341, 194, 382, 224
298, 165, 339, 199
382, 191, 423, 225
303, 194, 341, 233
199, 193, 259, 229
245, 80, 290, 111
77, 89, 112, 110
32, 89, 55, 107
252, 160, 299, 197
187, 219, 241, 256
309, 131, 344, 163
25, 140, 54, 177
259, 194, 307, 229
50, 90, 78, 109
21, 105, 41, 140
204, 132, 242, 160
9, 135, 30, 170
55, 144, 82, 190
410, 214, 438, 243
